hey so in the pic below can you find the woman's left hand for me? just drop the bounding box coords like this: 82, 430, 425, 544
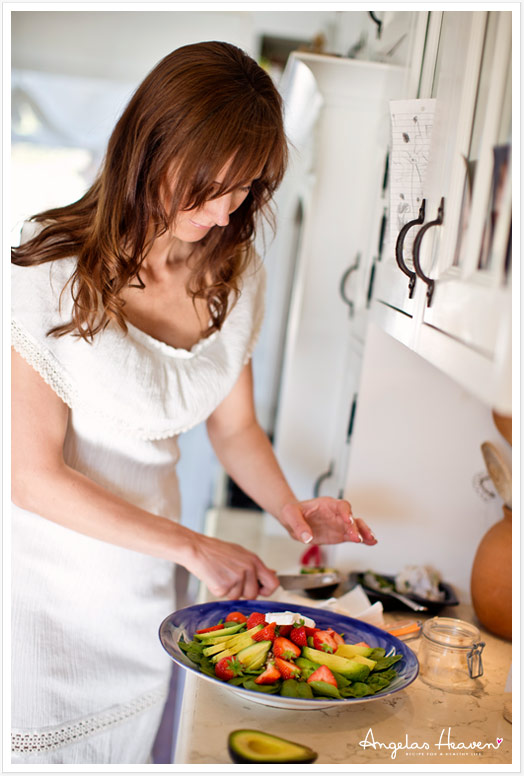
278, 497, 377, 546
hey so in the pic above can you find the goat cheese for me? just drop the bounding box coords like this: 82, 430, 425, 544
263, 611, 316, 628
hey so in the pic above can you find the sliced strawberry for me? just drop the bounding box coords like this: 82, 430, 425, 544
252, 622, 277, 642
255, 661, 281, 685
289, 625, 307, 647
274, 657, 301, 680
326, 627, 345, 647
246, 611, 267, 629
307, 665, 338, 687
277, 624, 293, 637
305, 626, 320, 637
225, 611, 247, 623
214, 656, 243, 681
313, 629, 338, 654
195, 623, 227, 634
273, 636, 301, 660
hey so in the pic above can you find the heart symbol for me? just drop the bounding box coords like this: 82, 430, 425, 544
497, 738, 503, 744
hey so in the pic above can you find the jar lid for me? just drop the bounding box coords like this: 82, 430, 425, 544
422, 617, 481, 649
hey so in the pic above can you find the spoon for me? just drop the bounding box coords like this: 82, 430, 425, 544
481, 441, 512, 508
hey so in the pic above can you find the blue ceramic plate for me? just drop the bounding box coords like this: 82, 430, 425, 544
159, 599, 419, 710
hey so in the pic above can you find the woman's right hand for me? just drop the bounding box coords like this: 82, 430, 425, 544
181, 530, 279, 600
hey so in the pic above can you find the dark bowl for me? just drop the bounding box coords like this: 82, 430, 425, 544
350, 572, 459, 613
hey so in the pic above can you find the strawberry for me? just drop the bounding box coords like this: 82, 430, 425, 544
289, 625, 307, 647
326, 628, 345, 647
307, 665, 338, 687
277, 624, 293, 637
252, 622, 277, 642
246, 611, 267, 629
274, 657, 301, 680
313, 629, 337, 654
273, 636, 301, 660
195, 623, 226, 634
255, 661, 281, 685
305, 626, 320, 637
214, 656, 243, 681
225, 611, 247, 623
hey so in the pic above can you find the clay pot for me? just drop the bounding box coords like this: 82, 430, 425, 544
470, 505, 512, 640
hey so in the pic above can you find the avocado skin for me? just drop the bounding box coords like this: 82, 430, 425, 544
228, 729, 318, 764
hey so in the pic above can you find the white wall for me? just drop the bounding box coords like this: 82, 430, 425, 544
11, 10, 256, 80
330, 323, 510, 604
11, 9, 366, 81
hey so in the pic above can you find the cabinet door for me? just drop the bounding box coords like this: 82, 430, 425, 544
273, 54, 404, 499
414, 11, 512, 411
369, 13, 432, 345
417, 12, 511, 345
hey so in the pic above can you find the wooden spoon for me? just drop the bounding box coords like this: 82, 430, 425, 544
481, 441, 512, 508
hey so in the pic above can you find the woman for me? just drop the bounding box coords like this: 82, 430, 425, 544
11, 41, 377, 764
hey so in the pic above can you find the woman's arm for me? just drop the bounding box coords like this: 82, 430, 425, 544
206, 363, 377, 546
11, 349, 279, 599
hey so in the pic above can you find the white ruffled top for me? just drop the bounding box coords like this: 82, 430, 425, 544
11, 248, 266, 440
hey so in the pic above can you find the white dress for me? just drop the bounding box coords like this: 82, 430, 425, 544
10, 244, 265, 764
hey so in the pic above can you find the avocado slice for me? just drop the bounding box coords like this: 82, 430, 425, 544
193, 623, 245, 641
236, 641, 272, 671
202, 626, 264, 658
196, 623, 261, 645
335, 643, 374, 659
302, 647, 370, 681
351, 654, 377, 670
228, 729, 318, 764
207, 633, 261, 663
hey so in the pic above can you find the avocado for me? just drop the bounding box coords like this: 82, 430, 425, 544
335, 643, 374, 659
236, 641, 272, 671
208, 634, 262, 663
197, 623, 261, 645
351, 654, 377, 670
202, 626, 264, 658
194, 623, 245, 641
295, 657, 320, 679
228, 729, 318, 764
302, 647, 370, 681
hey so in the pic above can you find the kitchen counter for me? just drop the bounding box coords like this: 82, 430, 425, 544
173, 509, 513, 766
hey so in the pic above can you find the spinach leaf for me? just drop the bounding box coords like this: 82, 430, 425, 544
373, 654, 403, 671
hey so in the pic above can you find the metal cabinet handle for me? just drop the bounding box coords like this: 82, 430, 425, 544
412, 197, 445, 307
395, 199, 425, 298
339, 254, 361, 317
369, 11, 382, 38
313, 461, 334, 498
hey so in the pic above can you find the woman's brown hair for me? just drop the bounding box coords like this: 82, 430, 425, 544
12, 41, 288, 341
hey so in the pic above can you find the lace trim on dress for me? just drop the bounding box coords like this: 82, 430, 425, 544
11, 319, 76, 410
11, 685, 167, 754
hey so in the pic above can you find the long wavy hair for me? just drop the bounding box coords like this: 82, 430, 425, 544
12, 41, 288, 341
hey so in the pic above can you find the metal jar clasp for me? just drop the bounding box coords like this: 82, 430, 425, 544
467, 641, 486, 678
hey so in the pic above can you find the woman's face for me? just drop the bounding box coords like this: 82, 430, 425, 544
167, 160, 254, 243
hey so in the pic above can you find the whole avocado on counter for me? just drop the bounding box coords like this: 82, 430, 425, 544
228, 729, 318, 764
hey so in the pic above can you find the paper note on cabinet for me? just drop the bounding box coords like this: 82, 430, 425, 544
389, 99, 436, 263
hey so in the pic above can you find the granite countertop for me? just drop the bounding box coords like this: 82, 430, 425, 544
173, 509, 513, 766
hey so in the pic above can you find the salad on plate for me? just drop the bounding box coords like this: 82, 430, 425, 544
178, 607, 403, 701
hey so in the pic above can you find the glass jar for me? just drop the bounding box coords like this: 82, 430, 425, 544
418, 617, 485, 692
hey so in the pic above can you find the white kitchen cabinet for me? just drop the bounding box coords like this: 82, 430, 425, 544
272, 52, 406, 502
372, 10, 512, 413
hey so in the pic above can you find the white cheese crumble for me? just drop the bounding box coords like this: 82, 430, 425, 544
263, 611, 316, 628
